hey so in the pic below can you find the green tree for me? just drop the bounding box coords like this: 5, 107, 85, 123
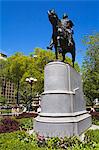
1, 52, 32, 105
82, 33, 99, 106
0, 48, 80, 105
0, 96, 7, 105
0, 59, 8, 101
30, 48, 80, 94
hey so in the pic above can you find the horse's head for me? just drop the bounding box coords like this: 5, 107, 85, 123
47, 9, 58, 25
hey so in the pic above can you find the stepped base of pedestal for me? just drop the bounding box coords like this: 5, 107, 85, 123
34, 112, 91, 137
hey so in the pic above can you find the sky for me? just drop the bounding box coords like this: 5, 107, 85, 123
0, 0, 99, 66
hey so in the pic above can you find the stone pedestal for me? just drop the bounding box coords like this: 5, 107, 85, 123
34, 61, 91, 137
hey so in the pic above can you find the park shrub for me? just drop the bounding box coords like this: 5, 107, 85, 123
84, 129, 99, 144
0, 117, 19, 133
0, 129, 99, 150
92, 117, 99, 125
36, 130, 99, 150
46, 137, 61, 149
18, 118, 33, 130
90, 112, 99, 120
0, 117, 33, 132
37, 134, 47, 148
36, 134, 95, 150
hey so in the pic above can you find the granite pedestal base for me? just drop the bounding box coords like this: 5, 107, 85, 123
34, 62, 91, 137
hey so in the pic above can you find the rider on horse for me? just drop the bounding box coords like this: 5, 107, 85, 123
47, 11, 74, 50
47, 9, 75, 66
59, 13, 74, 46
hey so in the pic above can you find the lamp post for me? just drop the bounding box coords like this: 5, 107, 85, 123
26, 77, 37, 111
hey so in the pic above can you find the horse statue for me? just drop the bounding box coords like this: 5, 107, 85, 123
47, 9, 76, 67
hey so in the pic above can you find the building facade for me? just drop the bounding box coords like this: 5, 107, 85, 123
0, 53, 16, 104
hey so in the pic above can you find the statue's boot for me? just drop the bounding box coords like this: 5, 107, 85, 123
47, 38, 53, 50
47, 46, 53, 50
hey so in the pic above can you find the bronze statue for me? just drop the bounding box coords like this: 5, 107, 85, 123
47, 9, 75, 67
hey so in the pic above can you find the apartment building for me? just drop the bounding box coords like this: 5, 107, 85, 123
0, 53, 16, 104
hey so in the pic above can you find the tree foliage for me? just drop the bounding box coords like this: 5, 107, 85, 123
0, 48, 80, 104
82, 33, 99, 105
0, 96, 7, 105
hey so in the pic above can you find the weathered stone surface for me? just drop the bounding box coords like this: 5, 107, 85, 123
34, 61, 91, 137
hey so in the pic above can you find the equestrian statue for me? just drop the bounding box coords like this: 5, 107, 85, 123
47, 9, 76, 67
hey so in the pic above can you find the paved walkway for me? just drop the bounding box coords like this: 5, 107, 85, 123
89, 124, 99, 130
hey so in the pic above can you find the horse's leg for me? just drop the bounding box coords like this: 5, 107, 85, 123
72, 41, 76, 67
70, 51, 74, 67
72, 48, 75, 68
61, 48, 65, 62
72, 60, 74, 68
55, 46, 58, 60
62, 53, 65, 62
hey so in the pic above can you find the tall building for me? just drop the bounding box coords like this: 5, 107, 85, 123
0, 53, 16, 104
